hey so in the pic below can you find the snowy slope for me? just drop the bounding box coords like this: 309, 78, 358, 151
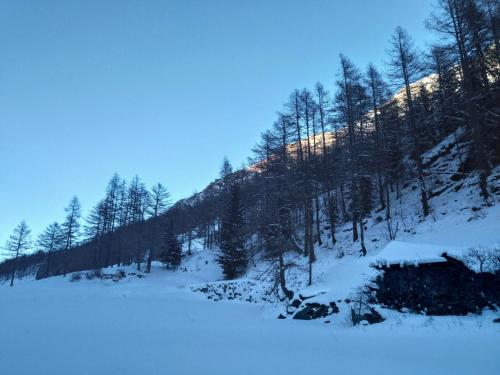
273, 130, 500, 307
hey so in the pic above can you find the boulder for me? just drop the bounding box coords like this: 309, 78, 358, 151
293, 302, 339, 320
351, 307, 384, 325
329, 301, 340, 313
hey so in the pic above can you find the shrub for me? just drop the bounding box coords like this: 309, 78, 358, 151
92, 268, 102, 278
116, 269, 126, 278
85, 268, 102, 280
70, 272, 82, 282
462, 246, 500, 273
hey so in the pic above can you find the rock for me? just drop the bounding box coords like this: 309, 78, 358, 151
351, 307, 384, 325
294, 303, 329, 320
278, 314, 287, 319
373, 254, 500, 315
293, 302, 339, 320
329, 301, 339, 313
291, 299, 302, 308
364, 308, 384, 324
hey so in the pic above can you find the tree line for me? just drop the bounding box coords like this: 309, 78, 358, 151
2, 174, 181, 285
2, 0, 499, 295
207, 0, 499, 298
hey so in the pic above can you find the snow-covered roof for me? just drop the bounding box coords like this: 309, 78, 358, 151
372, 241, 461, 267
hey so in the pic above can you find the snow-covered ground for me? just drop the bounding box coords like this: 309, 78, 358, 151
1, 133, 499, 374
0, 262, 499, 375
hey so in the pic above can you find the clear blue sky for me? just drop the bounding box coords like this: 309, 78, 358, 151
0, 0, 435, 248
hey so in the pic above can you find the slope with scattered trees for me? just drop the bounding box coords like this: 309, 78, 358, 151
1, 1, 499, 303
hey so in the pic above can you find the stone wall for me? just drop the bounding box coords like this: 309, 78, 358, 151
373, 254, 500, 315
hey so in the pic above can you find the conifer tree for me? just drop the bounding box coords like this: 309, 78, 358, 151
159, 222, 182, 269
62, 196, 82, 249
217, 184, 247, 280
37, 222, 64, 276
5, 221, 32, 286
149, 182, 171, 217
387, 26, 430, 217
38, 222, 64, 253
219, 157, 233, 180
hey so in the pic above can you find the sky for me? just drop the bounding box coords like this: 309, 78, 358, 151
0, 0, 436, 249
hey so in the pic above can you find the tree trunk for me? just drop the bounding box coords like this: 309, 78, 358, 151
352, 212, 359, 242
314, 194, 322, 246
325, 193, 337, 245
145, 251, 152, 273
359, 217, 366, 256
187, 230, 192, 256
279, 254, 294, 300
9, 254, 18, 287
377, 172, 385, 210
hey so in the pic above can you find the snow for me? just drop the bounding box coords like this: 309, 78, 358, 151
294, 199, 500, 308
1, 265, 499, 375
1, 130, 499, 374
373, 241, 455, 266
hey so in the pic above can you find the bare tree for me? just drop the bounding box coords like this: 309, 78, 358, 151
387, 26, 430, 217
149, 183, 171, 217
463, 246, 500, 273
335, 54, 370, 254
5, 221, 32, 286
37, 222, 64, 276
62, 196, 81, 249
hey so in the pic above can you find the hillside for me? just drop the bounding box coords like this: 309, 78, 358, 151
182, 129, 500, 310
1, 158, 499, 374
2, 95, 500, 375
1, 1, 499, 372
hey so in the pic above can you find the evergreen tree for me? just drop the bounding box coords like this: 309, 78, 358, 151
217, 184, 247, 280
219, 157, 233, 180
159, 222, 182, 269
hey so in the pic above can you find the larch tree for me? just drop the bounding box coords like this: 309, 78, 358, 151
149, 183, 171, 217
61, 196, 81, 276
37, 222, 64, 276
387, 26, 430, 217
146, 183, 170, 272
62, 196, 81, 250
426, 0, 497, 200
5, 221, 32, 286
335, 54, 369, 253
